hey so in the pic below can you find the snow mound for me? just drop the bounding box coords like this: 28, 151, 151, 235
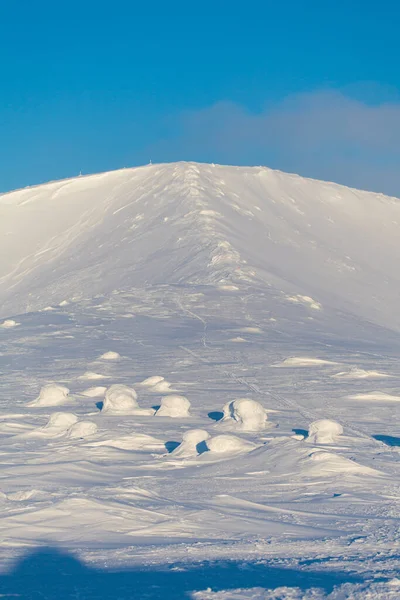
42, 412, 79, 436
78, 371, 111, 380
139, 376, 173, 393
0, 319, 20, 328
151, 380, 173, 393
171, 429, 210, 457
155, 395, 191, 417
332, 368, 391, 379
347, 391, 400, 402
277, 357, 338, 367
102, 384, 139, 414
81, 386, 107, 398
66, 421, 98, 439
90, 433, 163, 450
286, 294, 322, 310
27, 384, 71, 407
139, 376, 165, 387
98, 351, 121, 361
305, 450, 378, 477
220, 398, 269, 431
206, 435, 256, 454
307, 419, 343, 444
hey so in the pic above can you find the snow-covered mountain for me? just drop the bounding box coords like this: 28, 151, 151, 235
2, 163, 400, 598
2, 161, 400, 332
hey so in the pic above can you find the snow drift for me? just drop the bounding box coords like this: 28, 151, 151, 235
219, 398, 269, 431
102, 384, 138, 414
171, 429, 210, 458
206, 435, 256, 454
28, 384, 71, 408
307, 419, 343, 444
155, 395, 191, 418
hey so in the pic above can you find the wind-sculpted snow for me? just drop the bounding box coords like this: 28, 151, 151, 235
2, 162, 400, 596
2, 161, 400, 333
27, 383, 71, 407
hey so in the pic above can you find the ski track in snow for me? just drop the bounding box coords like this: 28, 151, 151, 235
1, 162, 400, 597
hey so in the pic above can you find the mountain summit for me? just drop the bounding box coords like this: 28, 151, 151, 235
1, 161, 400, 330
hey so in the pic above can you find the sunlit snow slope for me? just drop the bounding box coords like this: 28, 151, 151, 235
1, 161, 400, 330
3, 163, 400, 596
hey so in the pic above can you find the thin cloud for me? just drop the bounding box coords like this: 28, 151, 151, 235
148, 90, 400, 196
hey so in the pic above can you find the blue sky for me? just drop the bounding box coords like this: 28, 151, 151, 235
1, 1, 400, 194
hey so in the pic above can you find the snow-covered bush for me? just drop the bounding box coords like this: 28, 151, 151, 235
0, 319, 20, 328
171, 429, 210, 457
139, 376, 172, 392
220, 398, 268, 431
28, 384, 71, 407
140, 376, 165, 387
102, 384, 138, 414
98, 351, 121, 361
206, 434, 255, 454
307, 419, 343, 444
155, 395, 191, 417
67, 421, 98, 439
42, 412, 78, 435
81, 386, 106, 398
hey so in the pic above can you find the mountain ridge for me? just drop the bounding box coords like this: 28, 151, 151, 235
1, 161, 400, 335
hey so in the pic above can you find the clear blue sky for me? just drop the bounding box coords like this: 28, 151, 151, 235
1, 1, 400, 194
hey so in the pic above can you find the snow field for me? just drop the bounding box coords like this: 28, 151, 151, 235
3, 162, 400, 589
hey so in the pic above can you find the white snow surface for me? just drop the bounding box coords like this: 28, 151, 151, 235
2, 162, 400, 597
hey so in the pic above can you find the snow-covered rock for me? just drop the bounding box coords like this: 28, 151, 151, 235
98, 351, 121, 361
139, 376, 165, 387
171, 429, 210, 457
28, 384, 71, 408
220, 398, 269, 431
155, 395, 191, 417
102, 384, 139, 414
206, 434, 256, 454
81, 386, 107, 398
78, 371, 110, 380
66, 421, 98, 439
0, 319, 20, 329
306, 419, 343, 444
139, 376, 172, 393
42, 412, 78, 435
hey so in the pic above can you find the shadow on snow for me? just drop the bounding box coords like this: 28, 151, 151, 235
0, 546, 364, 599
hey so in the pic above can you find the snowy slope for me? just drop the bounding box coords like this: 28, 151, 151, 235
2, 163, 400, 598
2, 161, 400, 332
